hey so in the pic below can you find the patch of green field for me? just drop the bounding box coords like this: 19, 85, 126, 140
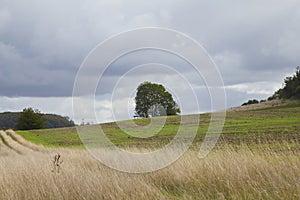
16, 102, 300, 148
17, 127, 83, 148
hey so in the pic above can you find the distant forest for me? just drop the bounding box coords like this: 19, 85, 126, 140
0, 112, 75, 130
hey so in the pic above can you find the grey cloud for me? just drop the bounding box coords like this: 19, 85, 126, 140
0, 0, 300, 101
169, 1, 300, 74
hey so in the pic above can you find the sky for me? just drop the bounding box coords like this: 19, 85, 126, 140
0, 0, 299, 124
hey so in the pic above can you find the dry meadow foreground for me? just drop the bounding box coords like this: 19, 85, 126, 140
0, 130, 299, 199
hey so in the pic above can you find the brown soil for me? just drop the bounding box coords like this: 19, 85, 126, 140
227, 99, 298, 112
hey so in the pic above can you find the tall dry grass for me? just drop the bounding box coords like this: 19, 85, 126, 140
0, 131, 18, 156
5, 129, 46, 152
0, 130, 299, 199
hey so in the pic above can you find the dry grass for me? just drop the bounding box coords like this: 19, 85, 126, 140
5, 129, 47, 152
0, 130, 299, 199
227, 99, 299, 112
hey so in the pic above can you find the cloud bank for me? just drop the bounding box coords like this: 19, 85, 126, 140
0, 0, 299, 123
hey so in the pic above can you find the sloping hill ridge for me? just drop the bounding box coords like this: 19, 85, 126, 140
0, 112, 75, 130
16, 99, 300, 148
227, 99, 299, 112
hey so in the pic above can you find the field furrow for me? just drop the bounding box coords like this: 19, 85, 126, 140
5, 129, 47, 152
0, 130, 22, 155
0, 131, 19, 156
0, 130, 36, 155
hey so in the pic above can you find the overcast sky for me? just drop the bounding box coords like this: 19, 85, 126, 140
0, 0, 299, 123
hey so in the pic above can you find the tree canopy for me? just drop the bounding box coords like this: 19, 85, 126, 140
16, 108, 46, 130
135, 82, 180, 118
269, 67, 300, 100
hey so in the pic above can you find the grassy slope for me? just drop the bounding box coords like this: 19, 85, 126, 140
16, 101, 300, 148
3, 102, 300, 199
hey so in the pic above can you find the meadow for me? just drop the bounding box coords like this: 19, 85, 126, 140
0, 100, 299, 199
17, 100, 300, 149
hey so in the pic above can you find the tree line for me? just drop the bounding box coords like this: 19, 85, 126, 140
0, 108, 75, 130
269, 66, 300, 100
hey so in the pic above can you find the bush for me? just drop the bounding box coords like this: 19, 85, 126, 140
241, 99, 259, 106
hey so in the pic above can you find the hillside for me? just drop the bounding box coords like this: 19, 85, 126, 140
228, 99, 299, 112
1, 100, 300, 199
0, 112, 75, 130
16, 100, 300, 148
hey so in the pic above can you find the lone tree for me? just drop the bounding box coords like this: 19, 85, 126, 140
135, 82, 180, 118
16, 108, 45, 130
